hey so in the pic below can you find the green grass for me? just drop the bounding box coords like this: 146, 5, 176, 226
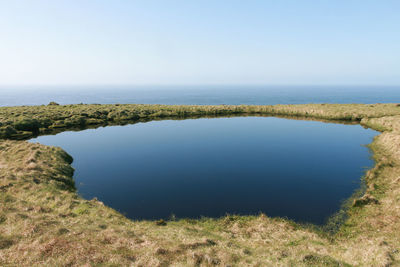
1, 103, 400, 266
1, 103, 400, 139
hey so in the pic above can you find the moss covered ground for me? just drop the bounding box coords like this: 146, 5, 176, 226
1, 103, 400, 266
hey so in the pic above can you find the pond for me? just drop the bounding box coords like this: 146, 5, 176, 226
30, 117, 377, 224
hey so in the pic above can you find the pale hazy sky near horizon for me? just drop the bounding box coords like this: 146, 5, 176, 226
0, 1, 399, 86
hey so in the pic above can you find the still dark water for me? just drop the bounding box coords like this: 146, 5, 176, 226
30, 117, 377, 224
1, 85, 400, 106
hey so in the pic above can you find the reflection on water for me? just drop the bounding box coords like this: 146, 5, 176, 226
30, 117, 377, 224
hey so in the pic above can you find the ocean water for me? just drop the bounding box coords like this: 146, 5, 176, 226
1, 85, 399, 106
30, 117, 377, 224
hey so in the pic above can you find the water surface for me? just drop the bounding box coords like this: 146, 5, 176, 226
30, 117, 377, 224
2, 85, 400, 106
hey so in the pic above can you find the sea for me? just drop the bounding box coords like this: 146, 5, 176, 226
0, 85, 399, 106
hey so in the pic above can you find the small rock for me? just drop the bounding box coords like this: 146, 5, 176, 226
155, 219, 167, 226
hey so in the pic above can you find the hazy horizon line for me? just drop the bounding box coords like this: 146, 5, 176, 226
1, 83, 399, 88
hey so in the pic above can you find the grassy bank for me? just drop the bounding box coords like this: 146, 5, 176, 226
1, 103, 400, 266
2, 103, 400, 139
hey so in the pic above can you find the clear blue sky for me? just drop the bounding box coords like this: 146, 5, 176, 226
0, 0, 399, 86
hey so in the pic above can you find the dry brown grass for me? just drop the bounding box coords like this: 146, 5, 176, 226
1, 104, 400, 266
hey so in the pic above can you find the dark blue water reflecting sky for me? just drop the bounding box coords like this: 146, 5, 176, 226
30, 117, 377, 224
